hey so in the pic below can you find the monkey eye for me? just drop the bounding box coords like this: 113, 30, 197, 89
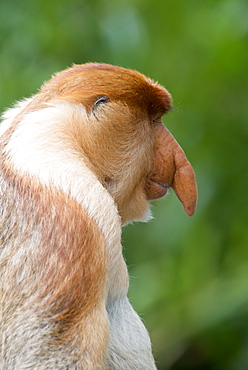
93, 96, 109, 108
152, 116, 162, 124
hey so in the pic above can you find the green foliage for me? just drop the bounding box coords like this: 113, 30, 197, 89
1, 0, 248, 368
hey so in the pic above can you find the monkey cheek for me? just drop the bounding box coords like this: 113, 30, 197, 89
145, 179, 168, 200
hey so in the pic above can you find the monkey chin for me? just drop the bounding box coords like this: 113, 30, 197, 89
121, 179, 167, 226
135, 205, 153, 224
122, 206, 153, 226
120, 192, 154, 225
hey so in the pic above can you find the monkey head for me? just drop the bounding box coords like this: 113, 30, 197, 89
40, 63, 197, 223
4, 63, 198, 224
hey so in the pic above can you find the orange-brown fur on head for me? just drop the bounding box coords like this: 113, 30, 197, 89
17, 63, 196, 222
38, 63, 174, 223
41, 63, 172, 115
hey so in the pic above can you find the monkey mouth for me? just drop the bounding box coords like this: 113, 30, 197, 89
145, 179, 169, 200
153, 181, 169, 198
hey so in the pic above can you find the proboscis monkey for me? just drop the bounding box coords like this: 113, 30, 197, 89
0, 63, 197, 369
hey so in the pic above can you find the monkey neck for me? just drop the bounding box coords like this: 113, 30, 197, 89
1, 100, 129, 304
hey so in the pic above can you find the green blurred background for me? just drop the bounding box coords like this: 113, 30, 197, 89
0, 0, 248, 368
